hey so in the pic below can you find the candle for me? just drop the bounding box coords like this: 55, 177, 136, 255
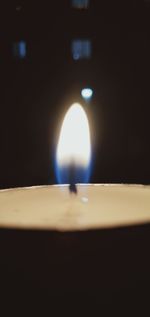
0, 103, 150, 315
0, 184, 150, 230
0, 103, 150, 230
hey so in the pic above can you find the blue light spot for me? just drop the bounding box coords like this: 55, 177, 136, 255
72, 0, 89, 9
13, 41, 26, 59
19, 41, 26, 58
81, 88, 93, 100
71, 39, 92, 60
73, 52, 80, 60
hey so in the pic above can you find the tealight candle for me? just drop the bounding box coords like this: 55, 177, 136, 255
0, 103, 149, 316
0, 184, 150, 231
0, 103, 150, 230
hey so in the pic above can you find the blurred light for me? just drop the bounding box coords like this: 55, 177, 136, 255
72, 0, 89, 9
71, 39, 92, 60
13, 41, 26, 59
81, 88, 93, 101
16, 6, 22, 11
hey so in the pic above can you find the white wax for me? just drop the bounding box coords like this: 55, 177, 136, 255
0, 184, 150, 231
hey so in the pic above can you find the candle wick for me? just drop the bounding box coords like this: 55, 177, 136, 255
69, 163, 77, 194
69, 183, 77, 194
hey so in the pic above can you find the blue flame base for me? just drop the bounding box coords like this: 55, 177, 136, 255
55, 163, 91, 185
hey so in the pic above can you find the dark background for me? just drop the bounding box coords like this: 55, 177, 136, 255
0, 0, 150, 188
0, 2, 150, 315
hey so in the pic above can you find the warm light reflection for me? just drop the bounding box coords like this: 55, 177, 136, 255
56, 103, 91, 169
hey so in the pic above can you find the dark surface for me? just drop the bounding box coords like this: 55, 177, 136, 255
0, 1, 150, 188
0, 224, 150, 316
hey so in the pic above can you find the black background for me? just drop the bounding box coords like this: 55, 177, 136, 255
0, 2, 150, 316
0, 0, 150, 188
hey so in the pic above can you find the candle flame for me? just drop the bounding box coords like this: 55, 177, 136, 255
56, 103, 91, 184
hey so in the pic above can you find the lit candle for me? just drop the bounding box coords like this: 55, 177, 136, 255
1, 103, 150, 315
0, 103, 150, 230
